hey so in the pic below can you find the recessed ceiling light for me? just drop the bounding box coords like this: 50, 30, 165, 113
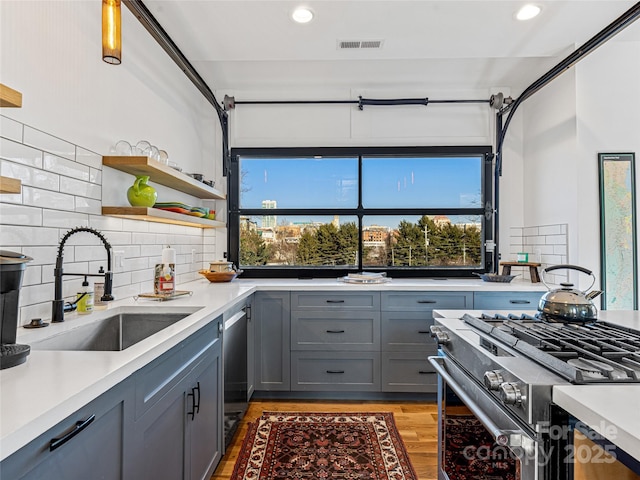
292, 7, 314, 24
516, 4, 541, 21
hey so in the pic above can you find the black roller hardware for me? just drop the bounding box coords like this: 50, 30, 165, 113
49, 415, 95, 451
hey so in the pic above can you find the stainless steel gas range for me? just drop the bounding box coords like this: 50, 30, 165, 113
429, 310, 640, 480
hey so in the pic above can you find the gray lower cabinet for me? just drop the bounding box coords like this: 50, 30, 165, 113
381, 291, 473, 393
290, 291, 381, 392
1, 316, 225, 480
473, 291, 543, 310
254, 291, 291, 391
291, 351, 381, 391
132, 319, 223, 480
0, 379, 133, 480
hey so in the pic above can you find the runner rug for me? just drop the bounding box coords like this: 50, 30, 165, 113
231, 411, 418, 479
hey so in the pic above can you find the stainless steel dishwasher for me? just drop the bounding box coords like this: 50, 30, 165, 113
223, 307, 248, 448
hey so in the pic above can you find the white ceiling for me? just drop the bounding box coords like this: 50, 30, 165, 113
143, 1, 640, 96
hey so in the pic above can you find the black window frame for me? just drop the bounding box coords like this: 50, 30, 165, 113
228, 146, 494, 278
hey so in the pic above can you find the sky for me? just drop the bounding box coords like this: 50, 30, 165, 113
240, 156, 483, 213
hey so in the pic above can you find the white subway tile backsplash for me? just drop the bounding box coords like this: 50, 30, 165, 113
75, 245, 112, 262
1, 124, 213, 323
545, 234, 567, 245
75, 147, 102, 170
44, 153, 90, 182
19, 303, 51, 327
1, 159, 60, 191
0, 225, 59, 246
538, 225, 563, 235
90, 215, 123, 231
20, 282, 54, 306
89, 168, 102, 185
0, 203, 42, 226
523, 226, 538, 236
131, 268, 153, 285
41, 209, 89, 229
0, 138, 43, 168
23, 126, 75, 161
74, 196, 101, 215
132, 232, 158, 245
22, 265, 42, 286
23, 186, 75, 211
60, 176, 101, 199
0, 115, 23, 142
22, 246, 59, 265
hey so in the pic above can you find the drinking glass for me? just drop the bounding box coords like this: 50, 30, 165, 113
115, 140, 132, 156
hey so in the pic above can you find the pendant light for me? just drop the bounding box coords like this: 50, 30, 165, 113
102, 0, 121, 64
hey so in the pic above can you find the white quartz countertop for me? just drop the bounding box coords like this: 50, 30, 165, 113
434, 308, 640, 462
0, 277, 544, 461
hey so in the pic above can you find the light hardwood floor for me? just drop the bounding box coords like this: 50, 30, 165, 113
211, 399, 439, 480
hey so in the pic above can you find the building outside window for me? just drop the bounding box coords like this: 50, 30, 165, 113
228, 146, 494, 278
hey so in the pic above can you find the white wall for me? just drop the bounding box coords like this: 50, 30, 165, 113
0, 1, 223, 325
521, 37, 640, 294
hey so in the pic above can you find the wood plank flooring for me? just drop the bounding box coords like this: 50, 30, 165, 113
211, 399, 439, 480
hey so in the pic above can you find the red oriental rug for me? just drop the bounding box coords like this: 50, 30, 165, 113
231, 411, 418, 479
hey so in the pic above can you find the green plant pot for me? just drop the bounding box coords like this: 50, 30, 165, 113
127, 175, 157, 207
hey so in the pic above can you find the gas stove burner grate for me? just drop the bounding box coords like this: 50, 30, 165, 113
463, 313, 640, 384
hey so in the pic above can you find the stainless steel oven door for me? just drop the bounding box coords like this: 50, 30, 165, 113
429, 356, 544, 480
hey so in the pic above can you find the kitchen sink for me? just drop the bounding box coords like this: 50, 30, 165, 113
30, 310, 198, 352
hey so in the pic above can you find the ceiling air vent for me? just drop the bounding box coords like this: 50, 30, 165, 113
338, 40, 384, 50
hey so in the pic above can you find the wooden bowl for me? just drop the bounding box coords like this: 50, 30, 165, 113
199, 269, 242, 283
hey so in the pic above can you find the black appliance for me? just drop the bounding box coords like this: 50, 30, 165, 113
223, 307, 248, 448
0, 250, 33, 369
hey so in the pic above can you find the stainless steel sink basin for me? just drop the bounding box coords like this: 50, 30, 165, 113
31, 310, 196, 351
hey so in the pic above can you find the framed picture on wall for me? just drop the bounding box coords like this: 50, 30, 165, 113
598, 152, 637, 310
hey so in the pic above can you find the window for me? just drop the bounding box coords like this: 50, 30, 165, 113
228, 146, 493, 278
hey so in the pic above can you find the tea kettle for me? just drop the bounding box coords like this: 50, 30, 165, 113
538, 264, 603, 322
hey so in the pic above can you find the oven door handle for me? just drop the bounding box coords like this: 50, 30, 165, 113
428, 356, 536, 454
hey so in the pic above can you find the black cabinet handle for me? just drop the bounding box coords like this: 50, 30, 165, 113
326, 329, 345, 333
418, 330, 431, 334
49, 415, 95, 451
418, 371, 432, 375
417, 300, 437, 304
326, 300, 345, 303
326, 370, 345, 374
187, 391, 195, 420
509, 300, 531, 304
194, 382, 201, 414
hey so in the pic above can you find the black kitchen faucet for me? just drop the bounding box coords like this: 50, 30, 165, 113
51, 227, 114, 323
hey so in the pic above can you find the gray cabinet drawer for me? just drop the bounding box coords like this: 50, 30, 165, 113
473, 291, 543, 310
381, 291, 473, 312
135, 321, 219, 418
292, 291, 380, 310
381, 312, 435, 351
291, 352, 381, 391
381, 352, 437, 393
291, 311, 380, 351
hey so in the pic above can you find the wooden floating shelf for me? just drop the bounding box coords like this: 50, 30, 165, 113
103, 156, 225, 200
0, 175, 22, 193
0, 83, 22, 108
102, 206, 226, 229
